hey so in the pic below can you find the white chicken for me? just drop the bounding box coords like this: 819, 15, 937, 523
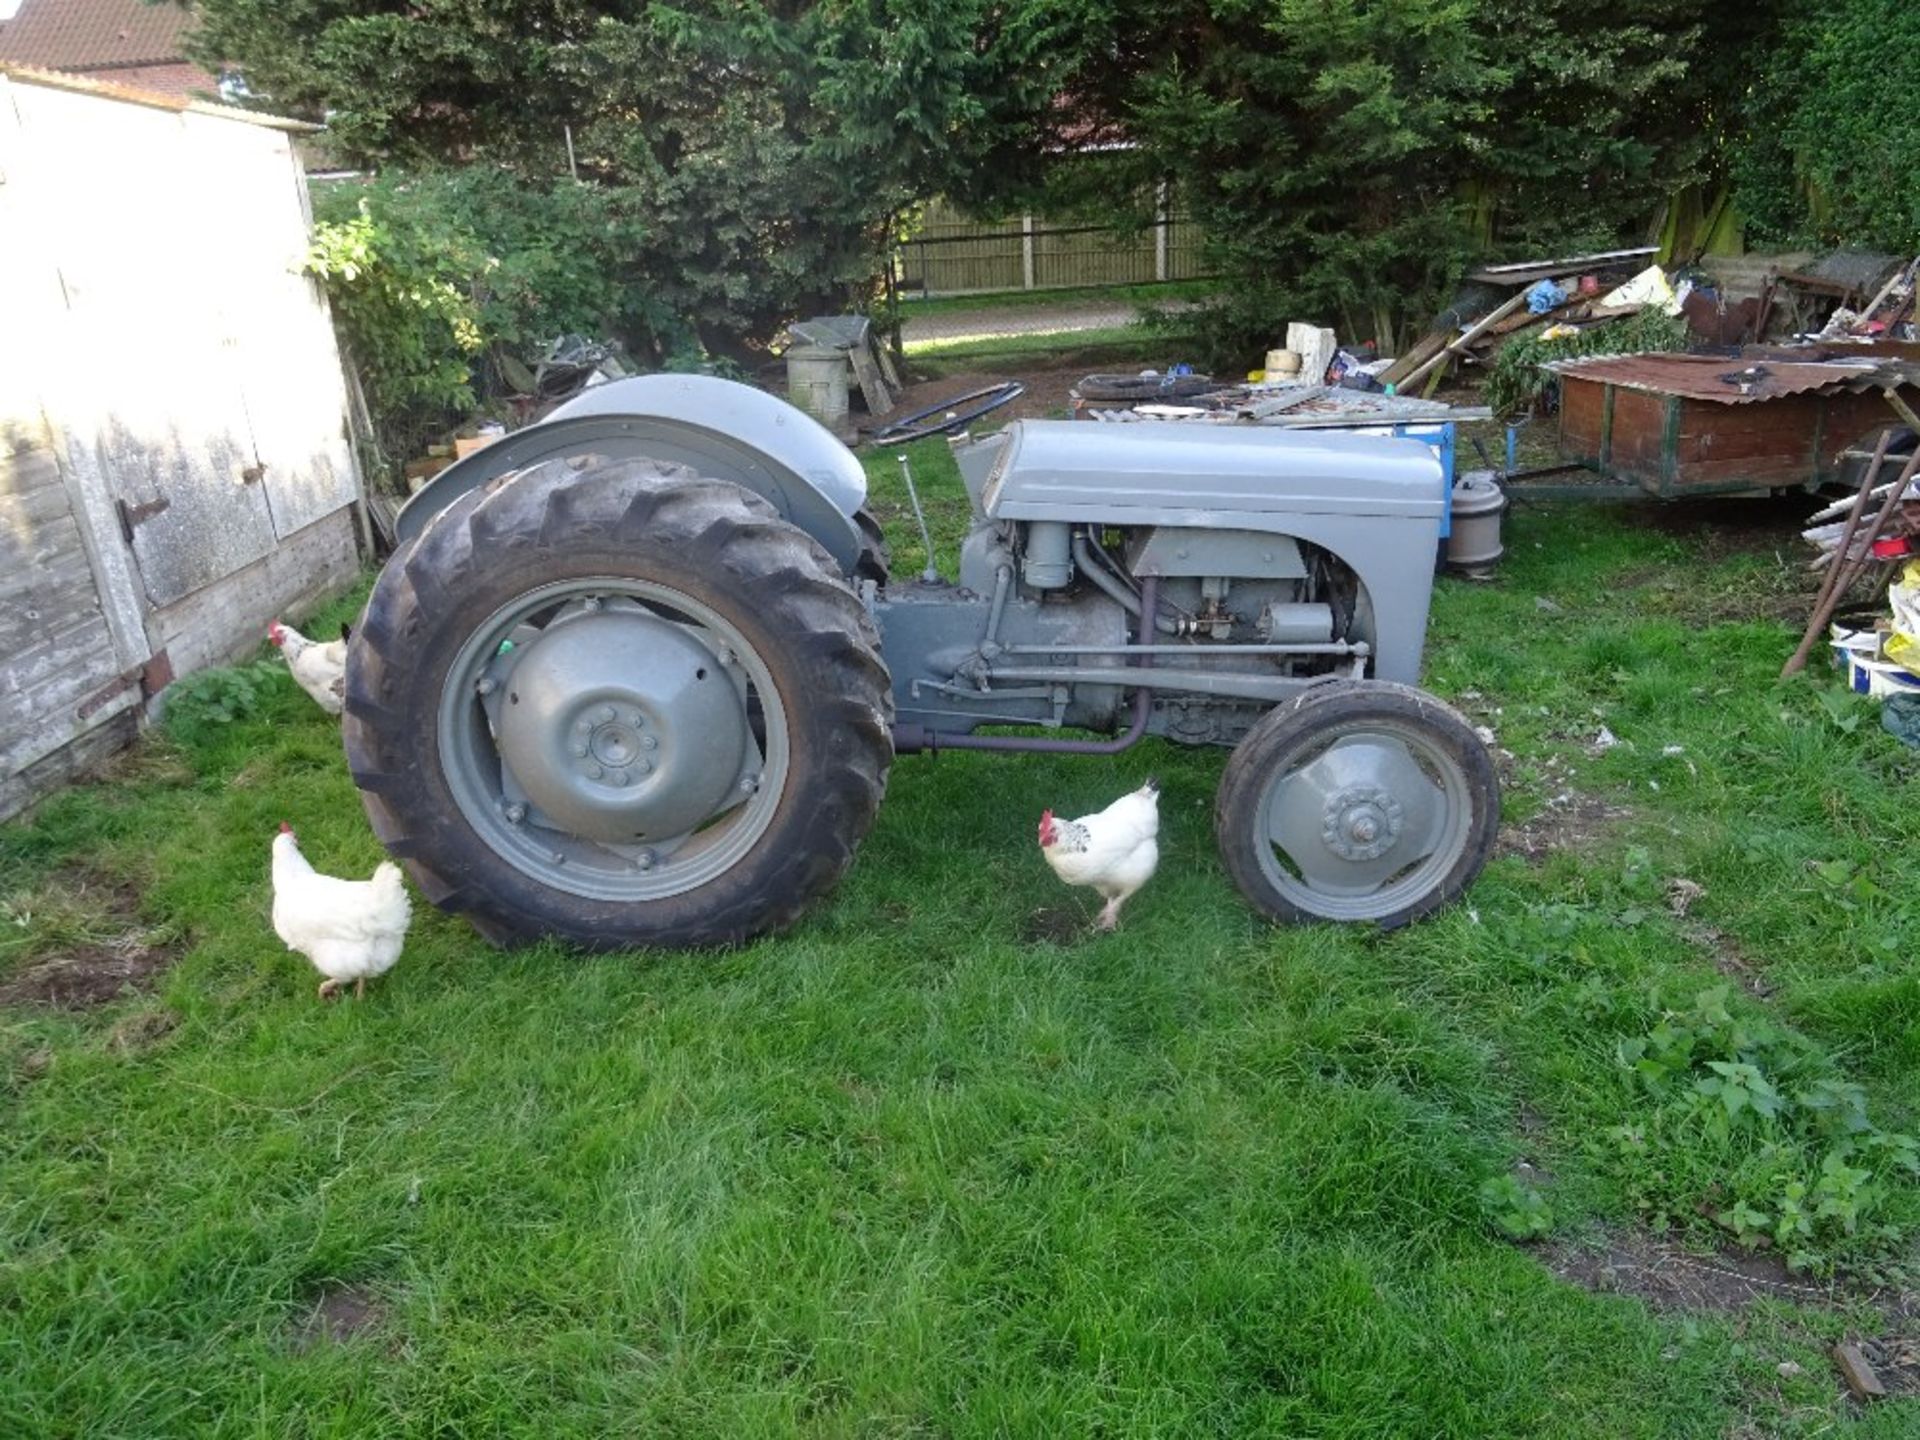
268, 619, 349, 716
270, 823, 412, 1000
1037, 777, 1161, 931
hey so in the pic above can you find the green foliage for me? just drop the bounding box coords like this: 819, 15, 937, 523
160, 660, 286, 742
1046, 1, 1765, 369
304, 197, 487, 430
1483, 310, 1690, 419
1479, 1173, 1554, 1239
195, 1, 1105, 360
306, 171, 666, 460
1609, 986, 1918, 1269
1734, 0, 1920, 250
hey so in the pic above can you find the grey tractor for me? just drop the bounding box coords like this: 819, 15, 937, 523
344, 374, 1499, 948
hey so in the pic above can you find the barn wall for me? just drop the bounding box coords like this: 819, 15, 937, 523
147, 509, 360, 681
0, 71, 363, 822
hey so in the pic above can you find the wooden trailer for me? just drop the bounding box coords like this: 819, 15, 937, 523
1551, 353, 1920, 499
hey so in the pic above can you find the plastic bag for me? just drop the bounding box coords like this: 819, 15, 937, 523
1525, 279, 1568, 314
1885, 560, 1920, 677
1599, 265, 1682, 316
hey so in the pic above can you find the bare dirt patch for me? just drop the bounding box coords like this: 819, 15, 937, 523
0, 868, 180, 1011
1018, 907, 1087, 946
867, 365, 1096, 433
1544, 1228, 1919, 1322
1498, 791, 1633, 863
292, 1284, 387, 1351
1546, 1230, 1844, 1314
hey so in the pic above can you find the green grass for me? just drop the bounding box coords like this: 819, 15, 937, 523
896, 280, 1215, 320
906, 331, 1206, 384
5, 458, 1920, 1435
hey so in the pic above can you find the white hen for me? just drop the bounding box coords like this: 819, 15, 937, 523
270, 823, 411, 1000
1037, 777, 1161, 931
268, 619, 348, 716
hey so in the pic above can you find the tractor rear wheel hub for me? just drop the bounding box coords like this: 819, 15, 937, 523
495, 610, 746, 844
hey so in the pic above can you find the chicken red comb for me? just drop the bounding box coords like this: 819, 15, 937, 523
278, 820, 293, 835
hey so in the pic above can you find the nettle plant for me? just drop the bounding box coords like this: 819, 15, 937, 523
1609, 985, 1918, 1270
161, 661, 287, 743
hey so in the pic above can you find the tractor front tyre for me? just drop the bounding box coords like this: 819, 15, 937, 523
343, 458, 893, 950
1215, 681, 1499, 929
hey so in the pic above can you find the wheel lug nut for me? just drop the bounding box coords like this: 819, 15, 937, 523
642, 735, 658, 750
740, 774, 760, 794
582, 597, 602, 612
596, 705, 616, 724
637, 758, 654, 775
574, 717, 592, 735
570, 741, 589, 757
504, 802, 527, 823
635, 850, 656, 871
476, 676, 496, 696
584, 761, 603, 780
610, 769, 631, 787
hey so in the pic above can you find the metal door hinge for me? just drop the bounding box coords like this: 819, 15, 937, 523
115, 494, 172, 542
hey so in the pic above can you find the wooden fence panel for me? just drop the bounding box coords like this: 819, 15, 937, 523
897, 197, 1210, 297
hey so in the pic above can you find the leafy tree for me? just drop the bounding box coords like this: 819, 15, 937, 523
1733, 0, 1920, 251
193, 0, 1101, 358
1043, 0, 1780, 364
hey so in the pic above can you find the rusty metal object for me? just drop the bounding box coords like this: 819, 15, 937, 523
1548, 353, 1920, 405
114, 493, 172, 541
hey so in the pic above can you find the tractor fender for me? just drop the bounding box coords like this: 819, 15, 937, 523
393, 375, 868, 571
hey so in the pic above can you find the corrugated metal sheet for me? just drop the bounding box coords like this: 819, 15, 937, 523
1546, 353, 1917, 405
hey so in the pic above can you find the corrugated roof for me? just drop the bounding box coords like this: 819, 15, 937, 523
0, 0, 194, 71
1546, 353, 1919, 405
0, 63, 317, 131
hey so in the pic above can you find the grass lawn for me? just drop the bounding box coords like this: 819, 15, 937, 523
904, 324, 1202, 370
896, 281, 1215, 320
4, 435, 1920, 1435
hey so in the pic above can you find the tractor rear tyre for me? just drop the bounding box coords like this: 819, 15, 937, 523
343, 459, 893, 950
1215, 681, 1498, 929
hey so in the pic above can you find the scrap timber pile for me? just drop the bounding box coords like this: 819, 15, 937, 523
1381, 247, 1670, 395
1787, 430, 1920, 693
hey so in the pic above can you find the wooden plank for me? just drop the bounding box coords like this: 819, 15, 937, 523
1660, 395, 1682, 495
0, 481, 85, 534
1608, 390, 1669, 477
1599, 384, 1616, 470
1380, 331, 1448, 388
1401, 292, 1529, 389
848, 342, 893, 415
1, 445, 65, 497
1, 546, 95, 603
872, 335, 902, 391
0, 701, 141, 825
1834, 1343, 1888, 1402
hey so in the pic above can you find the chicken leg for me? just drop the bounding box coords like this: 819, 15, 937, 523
1093, 895, 1125, 932
354, 977, 366, 1001
318, 978, 341, 1001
